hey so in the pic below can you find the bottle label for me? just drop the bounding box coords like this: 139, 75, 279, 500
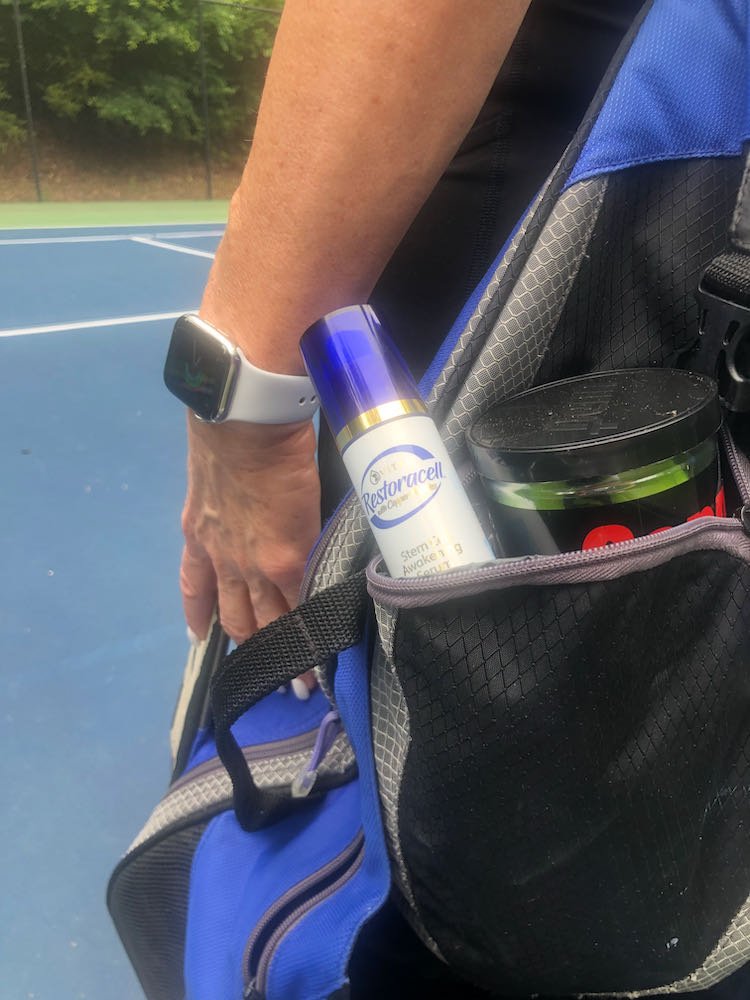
342, 415, 495, 577
361, 444, 446, 528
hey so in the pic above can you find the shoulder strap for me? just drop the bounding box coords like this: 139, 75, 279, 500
210, 570, 369, 830
692, 144, 750, 410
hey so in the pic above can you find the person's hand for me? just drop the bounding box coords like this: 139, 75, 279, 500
180, 413, 321, 694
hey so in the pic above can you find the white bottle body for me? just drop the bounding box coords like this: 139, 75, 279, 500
342, 414, 495, 578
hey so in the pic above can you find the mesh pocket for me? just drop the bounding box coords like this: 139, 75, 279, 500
108, 821, 209, 1000
381, 549, 750, 996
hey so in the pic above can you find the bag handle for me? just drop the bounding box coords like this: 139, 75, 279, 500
210, 570, 369, 830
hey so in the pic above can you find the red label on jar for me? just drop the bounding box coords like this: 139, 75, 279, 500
487, 461, 723, 558
581, 485, 726, 551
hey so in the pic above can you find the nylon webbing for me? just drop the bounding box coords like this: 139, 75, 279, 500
691, 144, 750, 410
211, 570, 368, 830
701, 249, 750, 308
701, 144, 750, 301
730, 145, 750, 253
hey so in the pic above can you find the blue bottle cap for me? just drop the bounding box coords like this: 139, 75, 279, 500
300, 305, 424, 447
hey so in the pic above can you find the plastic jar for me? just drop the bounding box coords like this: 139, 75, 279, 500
466, 369, 723, 556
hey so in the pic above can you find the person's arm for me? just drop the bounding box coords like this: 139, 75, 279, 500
182, 0, 531, 653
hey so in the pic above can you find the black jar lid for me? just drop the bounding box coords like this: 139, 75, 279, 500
466, 369, 721, 483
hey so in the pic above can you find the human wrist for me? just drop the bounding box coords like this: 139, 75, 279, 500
198, 221, 315, 378
198, 186, 373, 377
197, 296, 308, 377
187, 410, 317, 468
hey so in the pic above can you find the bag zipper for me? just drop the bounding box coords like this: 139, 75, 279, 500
291, 711, 343, 798
126, 727, 345, 856
170, 729, 323, 794
720, 423, 750, 503
368, 429, 750, 607
243, 830, 365, 1000
305, 428, 750, 610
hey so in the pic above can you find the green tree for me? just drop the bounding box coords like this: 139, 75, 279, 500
0, 0, 282, 146
0, 68, 24, 150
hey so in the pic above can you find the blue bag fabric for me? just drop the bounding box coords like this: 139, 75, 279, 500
184, 633, 392, 1000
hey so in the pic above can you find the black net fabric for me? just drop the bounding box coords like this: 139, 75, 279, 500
536, 157, 743, 383
108, 822, 208, 1000
391, 551, 750, 996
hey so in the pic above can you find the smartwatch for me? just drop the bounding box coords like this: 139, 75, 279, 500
163, 313, 319, 423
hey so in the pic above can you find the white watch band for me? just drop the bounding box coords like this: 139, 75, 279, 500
225, 347, 319, 424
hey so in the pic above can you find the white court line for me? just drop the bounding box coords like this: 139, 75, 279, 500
130, 235, 216, 259
0, 234, 127, 246
0, 219, 225, 232
0, 229, 223, 247
0, 310, 195, 338
153, 230, 223, 240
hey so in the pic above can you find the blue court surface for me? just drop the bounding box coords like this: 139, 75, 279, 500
0, 221, 223, 999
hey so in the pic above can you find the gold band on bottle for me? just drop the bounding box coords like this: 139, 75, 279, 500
336, 398, 427, 451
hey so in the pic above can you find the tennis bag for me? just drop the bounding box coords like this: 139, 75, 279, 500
108, 0, 750, 996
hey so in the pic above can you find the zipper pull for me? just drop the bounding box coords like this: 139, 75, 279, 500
738, 504, 750, 535
291, 710, 342, 798
244, 981, 262, 1000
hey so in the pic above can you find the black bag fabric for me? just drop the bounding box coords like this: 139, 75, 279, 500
370, 540, 750, 994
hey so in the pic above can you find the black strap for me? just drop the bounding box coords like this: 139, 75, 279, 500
700, 146, 750, 306
691, 144, 750, 410
210, 570, 369, 830
701, 250, 750, 308
729, 147, 750, 254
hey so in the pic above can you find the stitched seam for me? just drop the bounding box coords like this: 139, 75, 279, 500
568, 146, 742, 187
292, 609, 321, 666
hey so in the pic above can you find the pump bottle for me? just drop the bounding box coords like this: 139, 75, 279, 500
301, 305, 495, 578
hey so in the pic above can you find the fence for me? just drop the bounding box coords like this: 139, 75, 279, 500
3, 0, 283, 202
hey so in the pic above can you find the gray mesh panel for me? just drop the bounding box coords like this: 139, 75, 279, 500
371, 641, 443, 961
310, 500, 373, 702
312, 661, 338, 707
129, 769, 231, 853
442, 176, 608, 455
311, 499, 372, 597
128, 733, 355, 853
426, 184, 547, 417
677, 909, 750, 993
602, 902, 750, 996
374, 601, 397, 661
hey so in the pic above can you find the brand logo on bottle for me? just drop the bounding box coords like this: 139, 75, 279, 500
361, 444, 445, 529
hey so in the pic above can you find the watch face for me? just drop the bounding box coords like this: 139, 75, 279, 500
164, 315, 237, 421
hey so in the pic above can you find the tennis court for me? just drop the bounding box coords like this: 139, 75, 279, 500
1, 216, 224, 999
